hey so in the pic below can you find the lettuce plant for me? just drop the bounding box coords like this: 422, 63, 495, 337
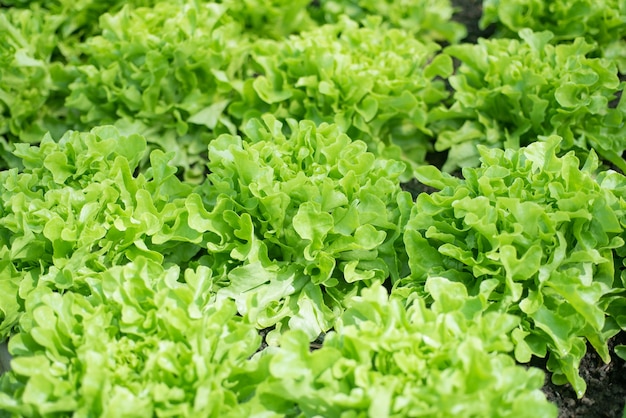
0, 0, 158, 46
404, 137, 625, 396
231, 282, 557, 417
237, 17, 452, 171
0, 271, 558, 417
0, 0, 167, 167
2, 0, 314, 41
191, 115, 413, 338
480, 0, 626, 71
64, 1, 254, 181
0, 126, 203, 338
214, 0, 316, 40
56, 0, 314, 181
65, 4, 452, 180
309, 0, 466, 44
0, 8, 73, 166
0, 258, 259, 417
431, 29, 626, 172
0, 115, 413, 342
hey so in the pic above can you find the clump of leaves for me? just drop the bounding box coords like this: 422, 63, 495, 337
238, 17, 453, 172
431, 29, 626, 173
63, 1, 254, 181
191, 115, 413, 338
0, 0, 155, 40
0, 126, 202, 338
0, 8, 74, 165
404, 137, 626, 396
231, 282, 557, 417
480, 0, 626, 72
309, 0, 466, 44
0, 258, 259, 417
67, 9, 452, 180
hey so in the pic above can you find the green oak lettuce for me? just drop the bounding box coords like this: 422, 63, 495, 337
431, 29, 626, 172
0, 258, 258, 417
0, 126, 203, 339
0, 269, 558, 417
64, 1, 251, 181
0, 1, 163, 168
309, 0, 466, 44
237, 17, 452, 171
0, 0, 157, 49
66, 6, 451, 180
215, 0, 315, 39
0, 116, 414, 342
191, 115, 413, 338
404, 137, 626, 396
480, 0, 626, 72
0, 0, 315, 173
0, 8, 73, 165
231, 282, 557, 417
603, 169, 626, 361
0, 0, 310, 43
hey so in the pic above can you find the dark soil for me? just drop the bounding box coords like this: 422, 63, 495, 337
537, 333, 626, 418
450, 0, 495, 43
446, 1, 626, 416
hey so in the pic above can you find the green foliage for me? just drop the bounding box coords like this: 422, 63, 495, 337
238, 18, 452, 171
1, 0, 626, 415
0, 259, 259, 417
0, 1, 153, 171
0, 116, 413, 341
1, 0, 454, 177
480, 0, 626, 71
0, 8, 72, 161
309, 0, 466, 43
234, 283, 557, 417
0, 126, 199, 338
431, 30, 626, 172
65, 9, 450, 180
405, 138, 626, 396
63, 1, 252, 181
0, 0, 317, 176
194, 115, 413, 338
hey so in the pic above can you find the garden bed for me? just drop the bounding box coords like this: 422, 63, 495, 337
1, 0, 625, 416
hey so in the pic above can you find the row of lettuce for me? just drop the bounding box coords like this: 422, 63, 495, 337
0, 0, 625, 416
1, 119, 624, 416
2, 0, 626, 178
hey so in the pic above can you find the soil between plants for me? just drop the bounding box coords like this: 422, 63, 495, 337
447, 1, 626, 416
536, 332, 626, 418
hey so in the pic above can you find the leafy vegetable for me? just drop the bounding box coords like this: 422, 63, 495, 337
0, 7, 72, 165
237, 18, 452, 172
0, 126, 201, 338
480, 0, 626, 72
2, 0, 454, 178
63, 1, 252, 181
194, 115, 413, 338
0, 0, 157, 47
0, 272, 558, 417
0, 115, 413, 343
431, 29, 626, 172
309, 0, 466, 43
232, 282, 557, 417
0, 0, 169, 169
0, 258, 259, 417
404, 137, 626, 397
216, 0, 316, 40
66, 8, 451, 180
1, 0, 625, 414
